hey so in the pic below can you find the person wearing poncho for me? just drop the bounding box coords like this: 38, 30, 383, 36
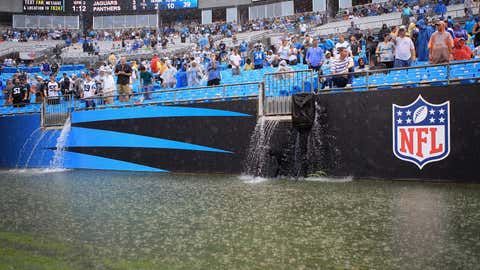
428, 21, 453, 64
415, 19, 435, 62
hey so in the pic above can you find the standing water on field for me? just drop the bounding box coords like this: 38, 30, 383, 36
243, 117, 279, 177
0, 171, 479, 270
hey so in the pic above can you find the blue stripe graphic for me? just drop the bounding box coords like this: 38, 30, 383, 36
63, 151, 167, 172
72, 106, 251, 124
62, 127, 232, 153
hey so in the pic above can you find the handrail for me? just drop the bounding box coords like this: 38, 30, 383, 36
2, 59, 480, 116
316, 59, 480, 92
74, 81, 262, 111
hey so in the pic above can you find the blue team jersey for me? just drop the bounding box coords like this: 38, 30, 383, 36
253, 51, 265, 65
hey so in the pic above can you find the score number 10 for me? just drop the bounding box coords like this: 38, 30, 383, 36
165, 1, 191, 9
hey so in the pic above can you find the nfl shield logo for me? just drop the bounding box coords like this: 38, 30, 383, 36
392, 95, 450, 169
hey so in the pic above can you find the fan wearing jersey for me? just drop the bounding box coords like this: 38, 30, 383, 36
82, 73, 97, 109
253, 46, 265, 69
47, 75, 60, 105
10, 80, 27, 107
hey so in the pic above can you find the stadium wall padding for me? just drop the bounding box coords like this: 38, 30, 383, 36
0, 84, 479, 180
262, 84, 480, 181
0, 100, 258, 173
314, 84, 480, 181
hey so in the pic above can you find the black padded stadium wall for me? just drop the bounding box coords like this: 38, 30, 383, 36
315, 84, 480, 181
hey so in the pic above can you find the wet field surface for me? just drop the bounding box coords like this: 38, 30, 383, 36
0, 170, 479, 270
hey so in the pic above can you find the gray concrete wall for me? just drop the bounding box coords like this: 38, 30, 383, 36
199, 0, 251, 9
0, 1, 23, 13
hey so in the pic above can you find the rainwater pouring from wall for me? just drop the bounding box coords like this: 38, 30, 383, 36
242, 116, 279, 177
49, 117, 71, 170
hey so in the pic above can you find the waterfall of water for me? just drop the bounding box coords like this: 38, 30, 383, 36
243, 117, 279, 177
15, 128, 41, 168
49, 118, 71, 169
24, 131, 47, 168
306, 100, 341, 176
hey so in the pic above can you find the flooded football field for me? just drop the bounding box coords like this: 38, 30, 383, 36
0, 169, 479, 270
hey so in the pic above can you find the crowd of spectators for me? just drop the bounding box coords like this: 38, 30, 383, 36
3, 0, 480, 108
337, 0, 467, 21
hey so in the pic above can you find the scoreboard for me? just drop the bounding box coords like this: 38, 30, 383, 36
23, 0, 65, 12
138, 0, 198, 11
24, 0, 198, 13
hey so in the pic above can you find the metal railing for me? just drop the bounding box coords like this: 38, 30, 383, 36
73, 82, 262, 111
317, 59, 480, 93
41, 97, 72, 128
2, 59, 480, 119
262, 69, 315, 116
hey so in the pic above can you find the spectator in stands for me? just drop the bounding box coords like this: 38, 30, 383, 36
82, 73, 97, 109
390, 26, 399, 39
354, 57, 369, 73
329, 47, 354, 88
278, 39, 291, 64
59, 73, 71, 101
353, 28, 363, 42
473, 45, 480, 58
394, 26, 416, 67
207, 55, 221, 86
46, 74, 60, 105
253, 45, 265, 69
452, 38, 473, 60
446, 16, 454, 29
377, 34, 395, 68
244, 59, 254, 71
101, 67, 115, 105
300, 22, 307, 36
114, 56, 133, 102
41, 59, 51, 75
453, 23, 468, 41
230, 49, 242, 76
429, 21, 453, 64
401, 4, 413, 26
288, 45, 299, 65
415, 18, 435, 62
139, 65, 154, 101
378, 24, 390, 42
434, 1, 447, 18
445, 19, 455, 39
473, 17, 480, 47
130, 60, 139, 88
321, 51, 333, 74
151, 53, 160, 75
11, 79, 27, 108
335, 34, 350, 56
34, 76, 46, 104
161, 63, 177, 88
302, 35, 313, 64
306, 38, 324, 73
175, 64, 189, 88
350, 36, 361, 56
157, 59, 167, 80
187, 61, 202, 87
108, 53, 117, 66
3, 79, 13, 105
72, 73, 84, 100
365, 35, 378, 65
239, 40, 249, 60
275, 60, 293, 79
347, 21, 356, 37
